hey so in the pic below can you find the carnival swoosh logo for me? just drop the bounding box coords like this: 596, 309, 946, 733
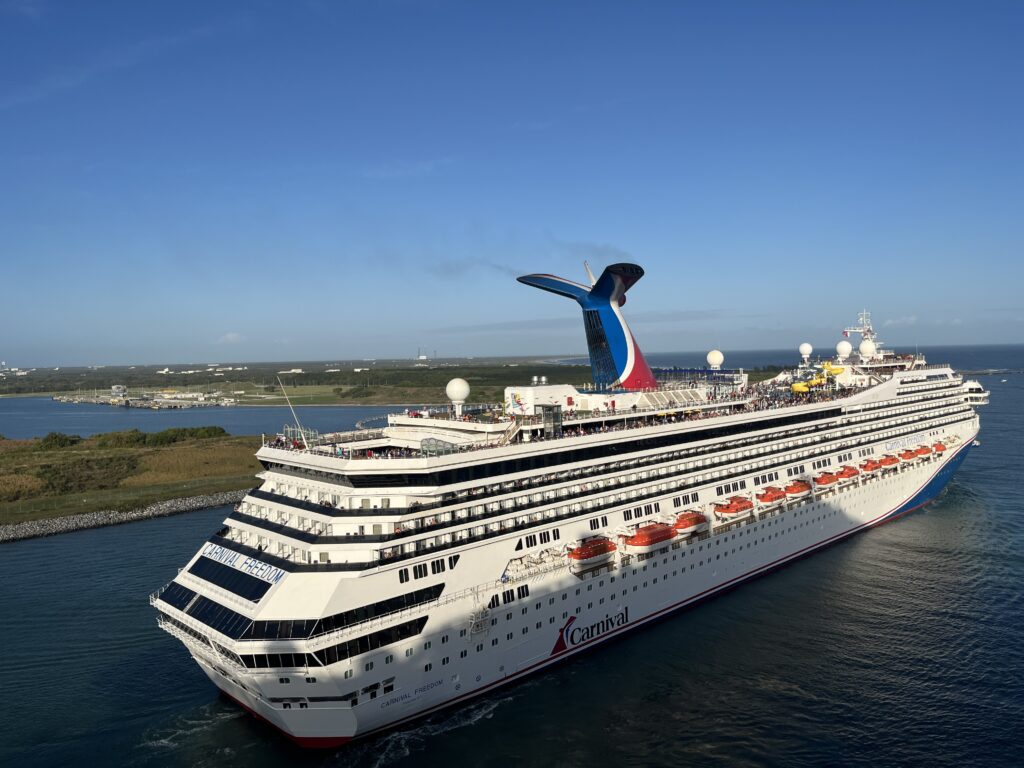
550, 609, 629, 656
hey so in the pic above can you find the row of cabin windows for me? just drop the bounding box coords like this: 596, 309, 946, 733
753, 471, 779, 486
515, 528, 561, 551
812, 457, 832, 470
836, 452, 853, 463
589, 515, 609, 530
263, 391, 953, 498
672, 492, 700, 508
487, 583, 530, 609
398, 555, 460, 583
322, 506, 844, 681
623, 502, 660, 521
262, 399, 958, 544
787, 464, 806, 477
715, 480, 746, 496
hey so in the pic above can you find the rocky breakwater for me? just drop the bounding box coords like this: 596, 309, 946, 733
0, 489, 248, 544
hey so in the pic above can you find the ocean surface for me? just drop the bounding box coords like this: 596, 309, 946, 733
0, 351, 1021, 767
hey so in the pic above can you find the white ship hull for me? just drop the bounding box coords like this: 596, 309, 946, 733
163, 427, 976, 746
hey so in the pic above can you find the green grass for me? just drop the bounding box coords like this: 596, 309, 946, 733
0, 430, 261, 526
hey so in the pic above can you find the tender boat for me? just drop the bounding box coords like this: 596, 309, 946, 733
932, 442, 947, 454
755, 486, 787, 509
814, 472, 839, 487
714, 496, 755, 517
622, 523, 676, 554
835, 465, 860, 483
567, 537, 617, 570
860, 459, 882, 475
673, 511, 709, 536
915, 446, 932, 459
784, 480, 812, 499
879, 455, 900, 469
899, 449, 918, 463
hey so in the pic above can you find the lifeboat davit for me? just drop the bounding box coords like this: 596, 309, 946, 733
673, 511, 709, 536
933, 442, 947, 454
835, 465, 860, 483
784, 480, 811, 499
714, 496, 754, 518
879, 455, 900, 469
623, 523, 676, 554
860, 459, 882, 475
568, 538, 617, 570
899, 449, 917, 463
814, 472, 839, 488
756, 486, 787, 509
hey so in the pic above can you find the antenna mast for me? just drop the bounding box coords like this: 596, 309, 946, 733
277, 376, 309, 450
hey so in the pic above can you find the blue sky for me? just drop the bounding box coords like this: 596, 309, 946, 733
1, 1, 1021, 366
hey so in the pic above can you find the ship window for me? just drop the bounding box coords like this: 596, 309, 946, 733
405, 648, 413, 657
553, 530, 560, 540
502, 589, 515, 604
306, 677, 316, 683
344, 670, 353, 679
413, 564, 428, 579
515, 540, 523, 551
441, 635, 448, 644
460, 650, 468, 658
398, 568, 409, 584
424, 641, 431, 650
448, 555, 460, 569
385, 655, 393, 664
492, 638, 499, 646
442, 657, 449, 665
424, 663, 432, 672
477, 644, 483, 652
488, 594, 499, 609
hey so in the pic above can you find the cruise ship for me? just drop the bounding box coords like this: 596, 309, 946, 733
151, 263, 988, 747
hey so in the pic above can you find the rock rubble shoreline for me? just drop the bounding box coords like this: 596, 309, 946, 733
0, 489, 247, 544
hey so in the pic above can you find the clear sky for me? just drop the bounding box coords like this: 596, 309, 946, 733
2, 1, 1021, 366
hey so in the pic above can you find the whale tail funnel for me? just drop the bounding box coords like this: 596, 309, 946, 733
518, 263, 657, 391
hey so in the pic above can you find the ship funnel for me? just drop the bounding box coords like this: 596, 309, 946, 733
517, 263, 657, 391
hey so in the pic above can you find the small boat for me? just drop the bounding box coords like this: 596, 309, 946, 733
623, 523, 676, 554
915, 446, 932, 459
814, 472, 839, 487
673, 511, 709, 536
755, 486, 787, 509
899, 449, 917, 463
784, 480, 811, 499
835, 465, 860, 483
714, 496, 755, 517
879, 455, 900, 469
568, 538, 617, 570
860, 459, 882, 475
932, 442, 947, 454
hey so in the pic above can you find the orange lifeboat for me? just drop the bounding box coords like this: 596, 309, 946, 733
814, 472, 839, 487
756, 486, 787, 509
784, 480, 811, 499
915, 446, 931, 459
933, 442, 947, 454
860, 459, 882, 475
879, 455, 900, 469
623, 523, 676, 554
568, 538, 617, 570
673, 511, 709, 536
835, 465, 860, 483
899, 449, 917, 463
714, 496, 755, 517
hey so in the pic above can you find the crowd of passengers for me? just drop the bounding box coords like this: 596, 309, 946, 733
264, 381, 853, 458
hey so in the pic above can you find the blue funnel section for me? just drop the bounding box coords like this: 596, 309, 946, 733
518, 263, 657, 391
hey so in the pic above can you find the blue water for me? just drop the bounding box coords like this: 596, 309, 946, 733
0, 400, 399, 440
0, 364, 1021, 766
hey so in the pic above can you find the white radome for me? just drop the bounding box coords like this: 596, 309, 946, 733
859, 339, 877, 358
706, 350, 725, 368
836, 340, 853, 359
446, 378, 471, 402
799, 343, 813, 358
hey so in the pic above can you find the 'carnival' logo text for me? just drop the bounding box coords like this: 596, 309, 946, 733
551, 608, 629, 655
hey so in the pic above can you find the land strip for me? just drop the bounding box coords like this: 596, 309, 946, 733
0, 428, 261, 533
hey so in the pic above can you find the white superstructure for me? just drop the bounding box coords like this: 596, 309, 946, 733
151, 266, 987, 748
